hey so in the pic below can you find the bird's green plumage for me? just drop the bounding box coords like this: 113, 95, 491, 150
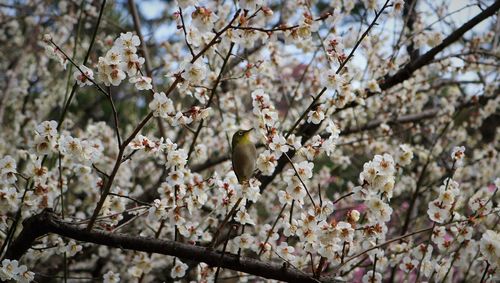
231, 129, 257, 184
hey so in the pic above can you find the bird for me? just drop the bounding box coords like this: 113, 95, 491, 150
210, 129, 256, 248
231, 128, 257, 184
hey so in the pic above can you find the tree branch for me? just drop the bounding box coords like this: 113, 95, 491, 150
380, 0, 500, 91
258, 1, 500, 193
6, 209, 337, 283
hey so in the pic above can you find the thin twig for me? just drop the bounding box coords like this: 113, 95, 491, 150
479, 262, 490, 283
283, 153, 316, 207
178, 7, 195, 57
258, 203, 287, 256
58, 0, 106, 131
108, 193, 152, 207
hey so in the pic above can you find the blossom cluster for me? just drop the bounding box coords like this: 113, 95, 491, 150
97, 32, 150, 89
0, 0, 499, 282
0, 259, 34, 283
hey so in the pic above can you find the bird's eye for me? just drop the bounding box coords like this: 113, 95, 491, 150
238, 131, 243, 136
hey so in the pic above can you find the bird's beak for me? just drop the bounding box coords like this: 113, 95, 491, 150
244, 128, 254, 134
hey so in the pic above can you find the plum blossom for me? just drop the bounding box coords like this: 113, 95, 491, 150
427, 201, 451, 223
321, 70, 345, 91
362, 271, 382, 283
366, 197, 393, 223
4, 2, 500, 283
44, 44, 67, 69
73, 65, 94, 87
318, 241, 342, 260
121, 53, 145, 76
65, 240, 83, 257
326, 119, 341, 138
170, 259, 188, 278
399, 256, 419, 273
0, 259, 33, 282
35, 120, 58, 138
397, 144, 414, 166
234, 233, 254, 250
256, 150, 278, 175
260, 108, 279, 126
0, 156, 17, 185
115, 32, 140, 52
283, 219, 299, 237
149, 92, 175, 118
480, 230, 500, 269
451, 146, 465, 166
181, 60, 207, 84
15, 265, 35, 283
366, 79, 381, 92
373, 154, 395, 176
234, 208, 255, 225
277, 242, 295, 261
103, 271, 120, 283
286, 178, 306, 202
191, 7, 219, 33
129, 76, 152, 90
148, 199, 170, 222
278, 190, 294, 205
347, 209, 360, 224
94, 32, 144, 86
0, 187, 19, 212
59, 135, 83, 158
0, 259, 20, 281
295, 161, 314, 179
269, 134, 289, 156
251, 89, 272, 113
166, 148, 188, 168
307, 104, 326, 124
97, 56, 126, 86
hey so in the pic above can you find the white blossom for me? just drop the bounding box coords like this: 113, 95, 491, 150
321, 70, 345, 91
129, 76, 152, 90
181, 61, 207, 84
191, 7, 219, 33
103, 271, 120, 283
256, 150, 278, 175
170, 259, 188, 278
480, 230, 500, 269
451, 146, 465, 166
73, 65, 94, 87
149, 92, 175, 118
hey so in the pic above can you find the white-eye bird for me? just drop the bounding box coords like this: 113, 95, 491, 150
231, 128, 257, 184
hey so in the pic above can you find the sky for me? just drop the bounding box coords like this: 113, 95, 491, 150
137, 0, 493, 41
136, 0, 497, 95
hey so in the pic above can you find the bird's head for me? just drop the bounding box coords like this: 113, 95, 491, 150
232, 128, 254, 149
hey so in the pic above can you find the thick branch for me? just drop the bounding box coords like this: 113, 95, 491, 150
380, 0, 500, 90
6, 210, 336, 283
258, 0, 500, 194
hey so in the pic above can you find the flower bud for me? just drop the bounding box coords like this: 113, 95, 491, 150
347, 209, 360, 224
43, 33, 52, 42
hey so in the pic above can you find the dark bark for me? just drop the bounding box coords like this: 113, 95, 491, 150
404, 0, 419, 61
380, 0, 500, 91
5, 209, 337, 283
4, 2, 499, 282
257, 0, 500, 193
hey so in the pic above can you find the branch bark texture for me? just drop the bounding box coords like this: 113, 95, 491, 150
6, 209, 337, 283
